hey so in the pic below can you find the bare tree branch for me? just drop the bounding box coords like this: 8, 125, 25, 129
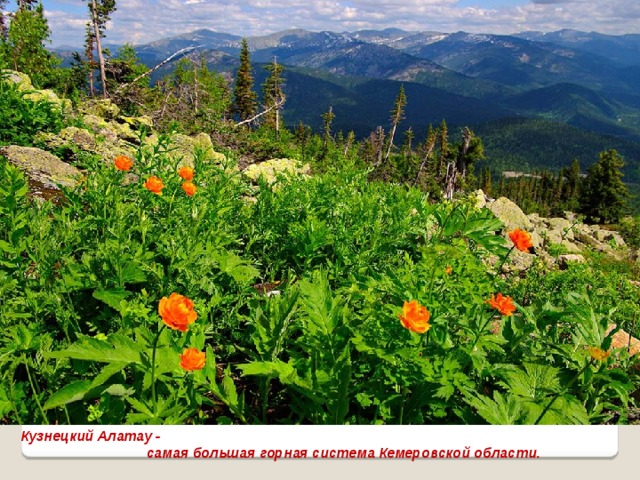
113, 46, 200, 94
234, 98, 285, 127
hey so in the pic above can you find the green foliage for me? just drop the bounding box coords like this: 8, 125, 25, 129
0, 2, 60, 88
580, 149, 629, 224
105, 43, 150, 115
152, 56, 232, 134
617, 216, 640, 249
0, 74, 66, 146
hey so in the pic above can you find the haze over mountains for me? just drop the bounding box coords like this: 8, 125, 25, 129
53, 27, 640, 178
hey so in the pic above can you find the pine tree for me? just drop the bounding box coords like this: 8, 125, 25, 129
84, 22, 97, 96
233, 38, 257, 122
580, 149, 629, 224
87, 0, 117, 98
261, 57, 285, 133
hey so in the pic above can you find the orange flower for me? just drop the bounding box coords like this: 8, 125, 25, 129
178, 166, 194, 181
445, 265, 453, 275
180, 348, 206, 371
158, 293, 198, 332
182, 181, 197, 197
487, 293, 516, 316
509, 229, 533, 253
114, 155, 133, 171
144, 176, 165, 195
588, 347, 611, 362
398, 300, 431, 334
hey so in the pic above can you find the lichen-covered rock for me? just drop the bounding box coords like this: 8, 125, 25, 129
527, 213, 545, 228
0, 145, 82, 190
243, 158, 311, 185
2, 69, 70, 112
36, 126, 136, 163
119, 115, 154, 130
591, 227, 626, 247
82, 114, 138, 142
470, 189, 487, 209
559, 240, 582, 254
547, 217, 575, 240
2, 69, 33, 90
77, 99, 121, 120
142, 132, 225, 167
486, 197, 533, 232
557, 254, 585, 269
36, 126, 97, 152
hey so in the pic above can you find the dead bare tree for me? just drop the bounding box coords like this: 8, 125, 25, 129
113, 46, 199, 95
234, 97, 286, 128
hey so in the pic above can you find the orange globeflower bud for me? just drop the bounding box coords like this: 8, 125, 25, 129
398, 300, 431, 334
509, 228, 533, 253
158, 293, 198, 332
588, 347, 611, 362
114, 155, 133, 171
178, 166, 194, 181
180, 348, 206, 371
144, 176, 165, 195
487, 293, 516, 316
182, 181, 197, 197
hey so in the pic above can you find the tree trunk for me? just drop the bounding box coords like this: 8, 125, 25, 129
91, 0, 108, 98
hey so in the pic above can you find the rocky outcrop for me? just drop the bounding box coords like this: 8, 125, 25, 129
476, 191, 630, 271
142, 132, 228, 168
486, 196, 533, 232
35, 126, 136, 162
0, 145, 83, 191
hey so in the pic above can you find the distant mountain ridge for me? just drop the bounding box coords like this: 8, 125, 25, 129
51, 26, 640, 176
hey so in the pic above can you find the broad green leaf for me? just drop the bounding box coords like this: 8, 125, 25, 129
121, 261, 147, 284
222, 369, 238, 407
93, 288, 130, 310
212, 250, 259, 284
46, 333, 143, 364
43, 380, 92, 410
465, 390, 525, 425
89, 362, 129, 390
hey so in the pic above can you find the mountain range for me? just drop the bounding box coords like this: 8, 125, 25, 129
53, 27, 640, 179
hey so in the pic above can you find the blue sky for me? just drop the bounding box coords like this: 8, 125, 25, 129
4, 1, 640, 48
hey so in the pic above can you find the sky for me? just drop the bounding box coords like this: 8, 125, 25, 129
4, 0, 640, 48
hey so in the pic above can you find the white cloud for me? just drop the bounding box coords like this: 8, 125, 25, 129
40, 0, 640, 48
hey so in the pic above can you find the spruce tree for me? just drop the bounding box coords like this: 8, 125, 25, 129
233, 38, 257, 122
580, 149, 629, 224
